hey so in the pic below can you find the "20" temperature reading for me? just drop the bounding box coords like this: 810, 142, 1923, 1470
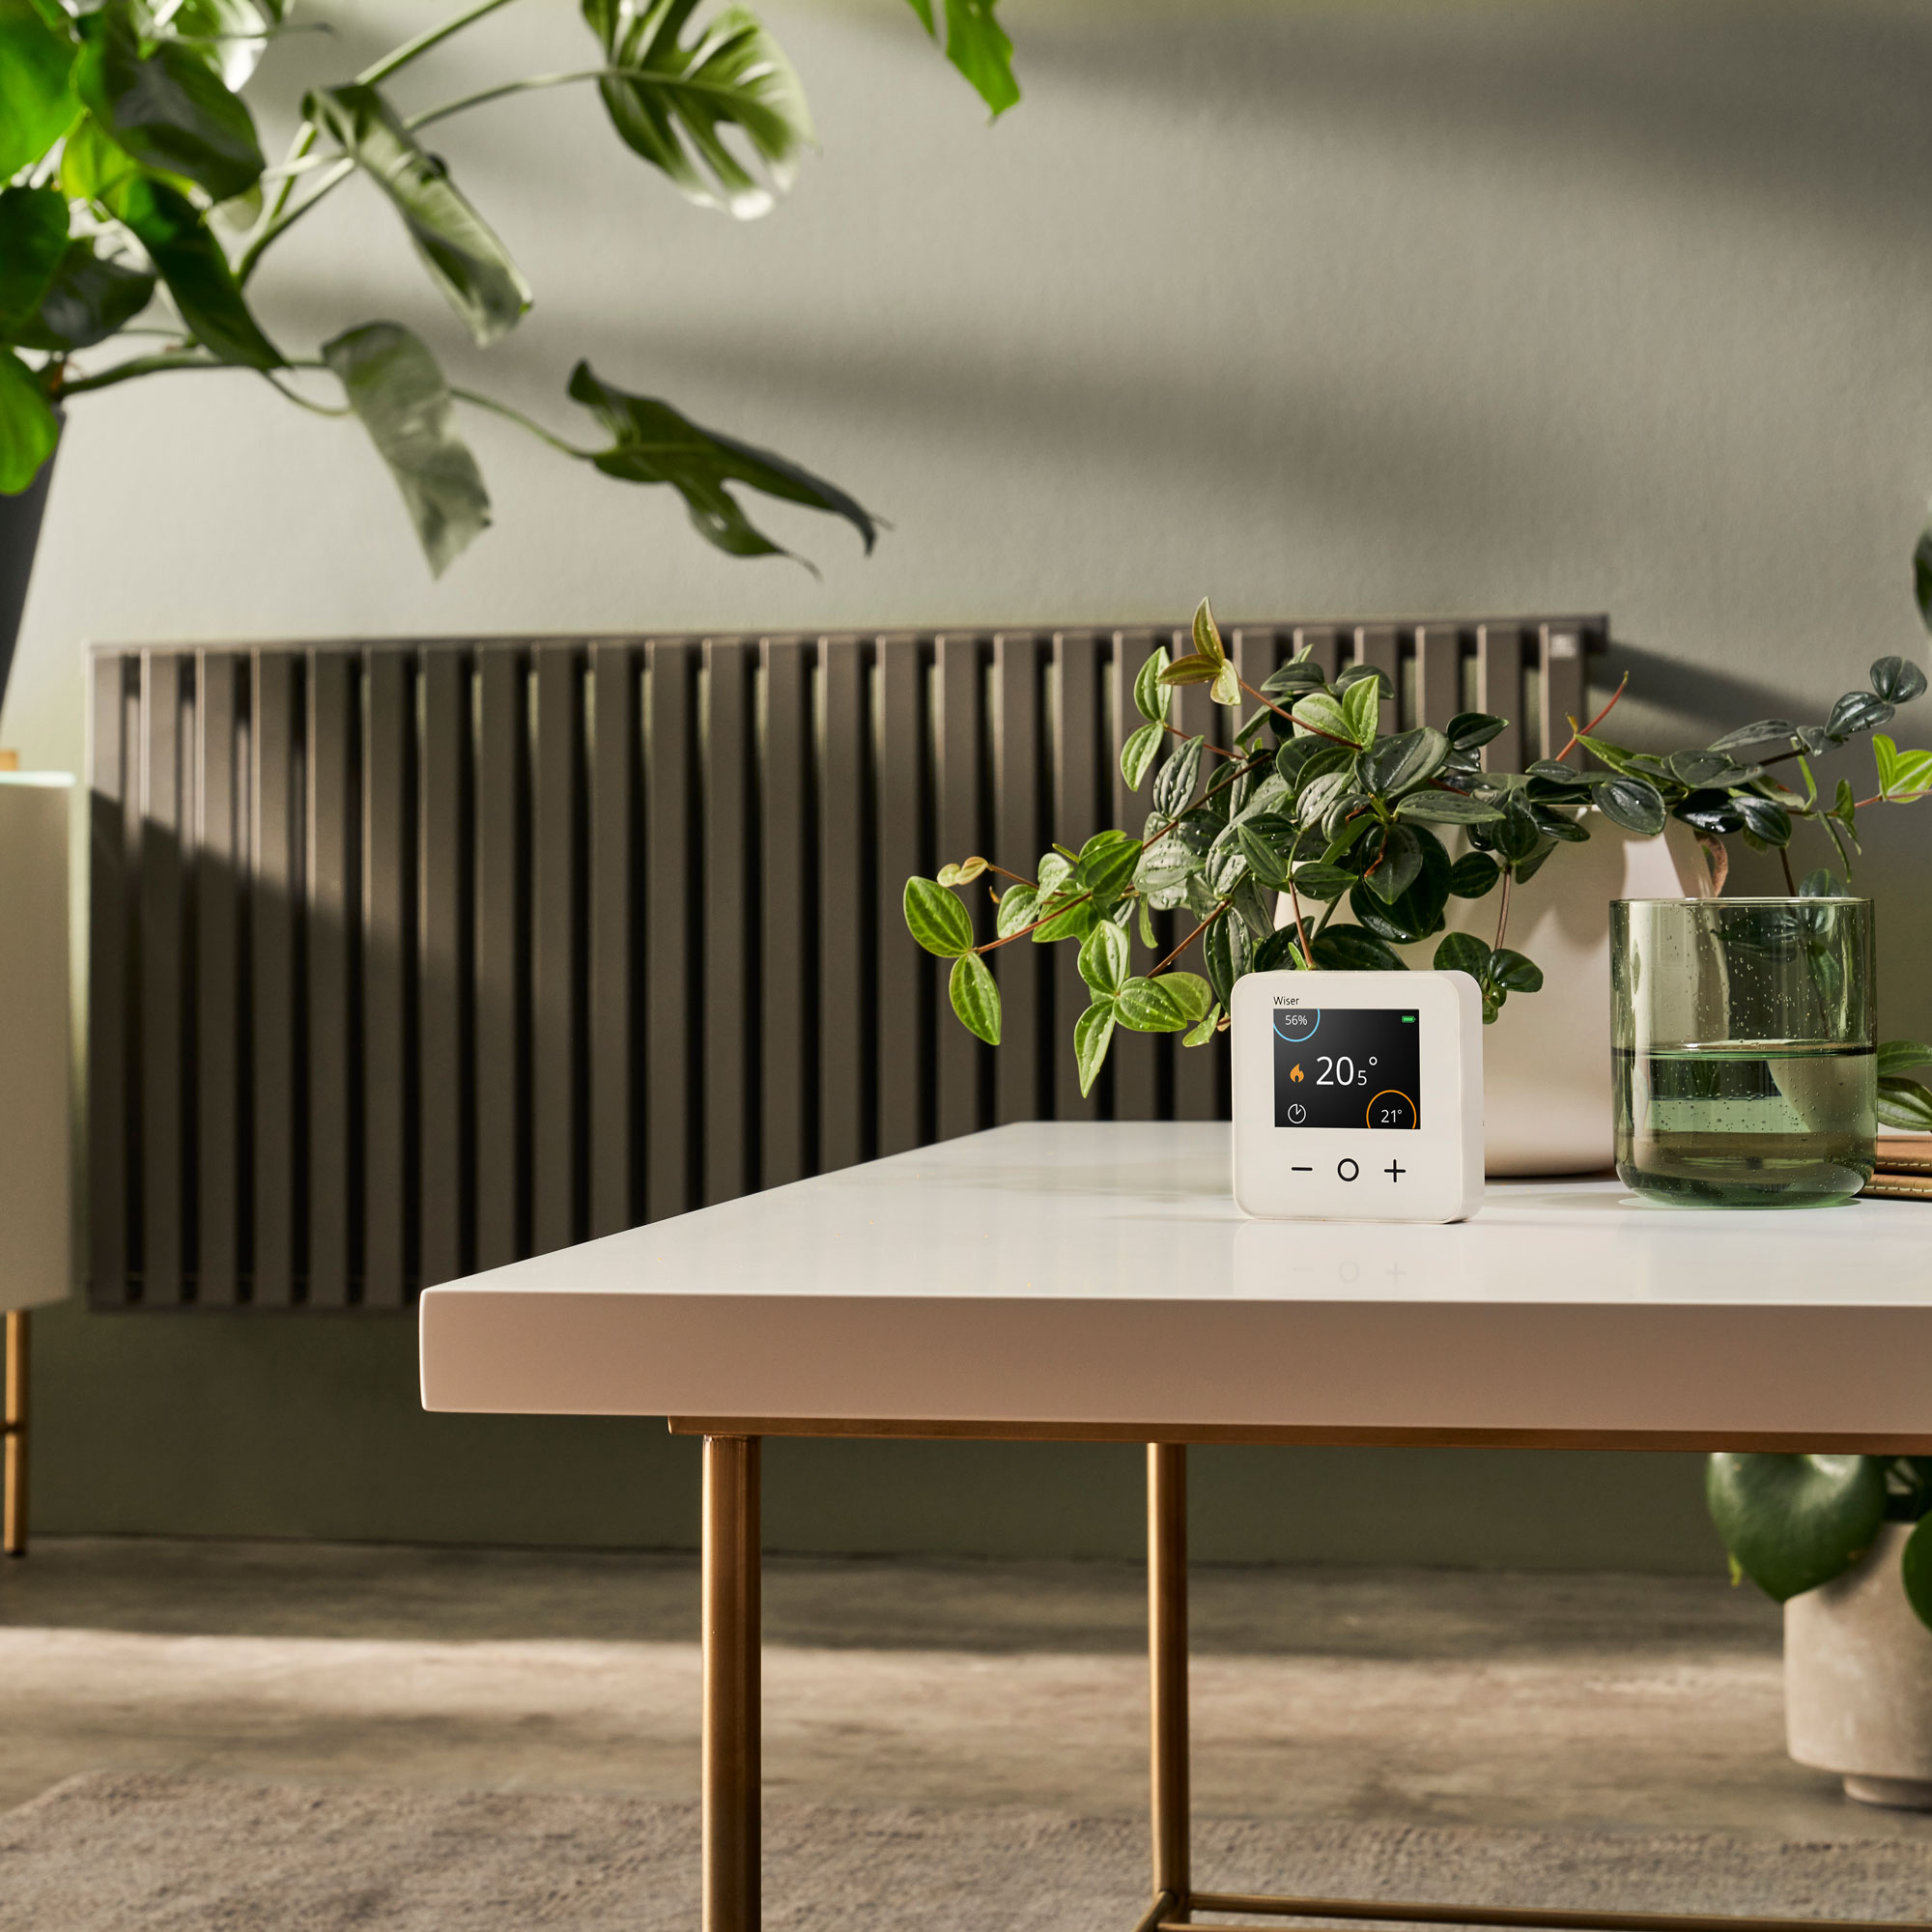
1315, 1054, 1377, 1088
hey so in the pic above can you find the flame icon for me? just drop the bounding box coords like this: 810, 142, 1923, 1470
1289, 1062, 1305, 1083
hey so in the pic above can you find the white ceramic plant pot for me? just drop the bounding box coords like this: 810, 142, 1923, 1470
1400, 816, 1709, 1176
1785, 1523, 1932, 1810
1280, 816, 1708, 1176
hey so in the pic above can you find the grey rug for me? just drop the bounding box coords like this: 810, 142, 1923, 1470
2, 1773, 1929, 1931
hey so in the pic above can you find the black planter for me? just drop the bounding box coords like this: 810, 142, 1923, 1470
0, 449, 56, 724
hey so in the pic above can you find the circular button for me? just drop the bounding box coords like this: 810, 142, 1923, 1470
1337, 1158, 1359, 1182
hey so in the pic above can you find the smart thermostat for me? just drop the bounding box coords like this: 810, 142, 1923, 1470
1231, 970, 1484, 1224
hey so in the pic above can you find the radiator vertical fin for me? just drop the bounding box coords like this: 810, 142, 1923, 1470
362, 648, 412, 1307
933, 633, 987, 1142
305, 649, 356, 1308
702, 638, 755, 1207
873, 636, 926, 1157
816, 639, 867, 1173
990, 633, 1045, 1126
473, 648, 526, 1270
248, 649, 298, 1307
588, 641, 639, 1237
644, 639, 698, 1220
194, 651, 241, 1306
758, 638, 813, 1190
87, 654, 129, 1302
416, 647, 469, 1292
532, 645, 583, 1253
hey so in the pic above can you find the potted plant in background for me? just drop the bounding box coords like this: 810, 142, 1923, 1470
0, 0, 1020, 706
906, 598, 1932, 1173
1709, 1438, 1932, 1810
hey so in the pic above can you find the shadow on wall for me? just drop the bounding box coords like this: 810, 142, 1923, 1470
1013, 0, 1932, 249
1596, 641, 1811, 736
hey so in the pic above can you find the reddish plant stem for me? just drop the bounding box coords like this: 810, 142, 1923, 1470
1286, 876, 1313, 967
1149, 906, 1226, 977
1236, 677, 1358, 750
1164, 719, 1236, 759
1141, 753, 1268, 849
1552, 672, 1632, 764
975, 753, 1269, 957
976, 891, 1094, 953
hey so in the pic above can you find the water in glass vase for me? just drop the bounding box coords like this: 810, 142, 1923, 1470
1614, 1040, 1876, 1208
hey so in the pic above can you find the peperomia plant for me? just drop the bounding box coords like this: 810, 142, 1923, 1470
0, 0, 1017, 573
904, 598, 1932, 1099
1709, 1453, 1932, 1634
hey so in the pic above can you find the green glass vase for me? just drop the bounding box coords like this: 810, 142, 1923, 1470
1611, 897, 1876, 1208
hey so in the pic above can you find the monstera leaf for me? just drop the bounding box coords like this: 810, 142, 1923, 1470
901, 0, 1018, 116
307, 84, 530, 346
324, 323, 491, 578
1706, 1453, 1888, 1603
567, 360, 875, 562
582, 0, 811, 218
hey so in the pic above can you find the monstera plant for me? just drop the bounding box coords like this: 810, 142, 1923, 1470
0, 0, 1018, 579
904, 598, 1932, 1096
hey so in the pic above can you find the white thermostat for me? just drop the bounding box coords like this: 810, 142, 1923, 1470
1231, 970, 1484, 1224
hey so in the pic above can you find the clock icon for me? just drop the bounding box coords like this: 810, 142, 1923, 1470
1287, 1102, 1306, 1123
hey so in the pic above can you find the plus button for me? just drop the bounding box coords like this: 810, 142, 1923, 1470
1384, 1161, 1406, 1183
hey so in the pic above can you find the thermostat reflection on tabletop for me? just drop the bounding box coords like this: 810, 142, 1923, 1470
1231, 970, 1484, 1224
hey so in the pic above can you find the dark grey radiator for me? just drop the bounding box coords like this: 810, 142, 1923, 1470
87, 617, 1605, 1309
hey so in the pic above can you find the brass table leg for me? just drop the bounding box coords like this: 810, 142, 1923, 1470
703, 1435, 760, 1932
1133, 1440, 1922, 1932
1150, 1441, 1189, 1922
3, 1310, 26, 1558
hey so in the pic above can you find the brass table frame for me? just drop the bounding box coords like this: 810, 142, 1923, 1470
4, 1309, 26, 1557
669, 1419, 1930, 1932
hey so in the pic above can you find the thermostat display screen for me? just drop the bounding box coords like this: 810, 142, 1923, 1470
1272, 1008, 1421, 1130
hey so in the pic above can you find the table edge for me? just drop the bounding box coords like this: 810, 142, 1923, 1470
664, 1416, 1932, 1453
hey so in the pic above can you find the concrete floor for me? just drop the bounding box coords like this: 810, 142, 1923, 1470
0, 1538, 1921, 1845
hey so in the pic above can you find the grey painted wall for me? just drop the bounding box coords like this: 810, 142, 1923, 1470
8, 0, 1928, 1568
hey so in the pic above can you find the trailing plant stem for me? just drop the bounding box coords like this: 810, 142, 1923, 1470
409, 67, 666, 132
1493, 867, 1513, 953
57, 352, 236, 394
242, 0, 527, 281
239, 159, 355, 281
1168, 719, 1234, 759
1238, 677, 1357, 751
450, 388, 594, 458
1286, 877, 1311, 966
361, 0, 527, 87
58, 354, 331, 397
1149, 907, 1223, 977
1552, 671, 1630, 763
976, 892, 1094, 953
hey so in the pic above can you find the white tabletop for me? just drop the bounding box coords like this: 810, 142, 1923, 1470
418, 1122, 1932, 1448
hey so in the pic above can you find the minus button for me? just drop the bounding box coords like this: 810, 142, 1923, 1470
1292, 1166, 1313, 1173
